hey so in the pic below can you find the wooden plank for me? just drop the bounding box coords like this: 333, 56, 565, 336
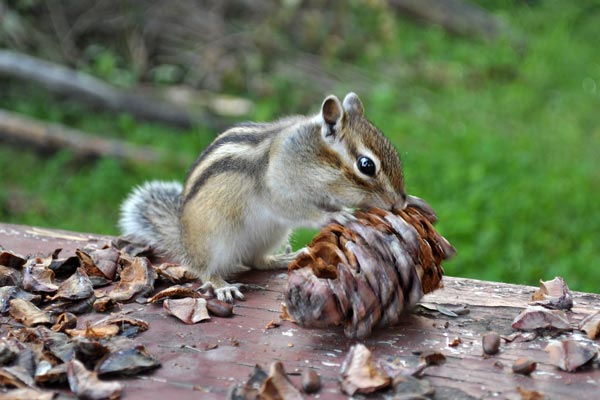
1, 222, 599, 399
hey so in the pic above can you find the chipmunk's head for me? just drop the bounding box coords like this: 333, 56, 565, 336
317, 92, 406, 212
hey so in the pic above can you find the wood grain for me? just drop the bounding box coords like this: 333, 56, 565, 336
1, 223, 599, 399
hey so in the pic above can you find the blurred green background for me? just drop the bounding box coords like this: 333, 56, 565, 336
0, 1, 598, 292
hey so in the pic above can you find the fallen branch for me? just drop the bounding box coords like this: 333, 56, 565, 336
0, 109, 163, 164
389, 0, 506, 40
0, 49, 194, 128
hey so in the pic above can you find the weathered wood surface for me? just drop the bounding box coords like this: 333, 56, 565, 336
1, 223, 599, 399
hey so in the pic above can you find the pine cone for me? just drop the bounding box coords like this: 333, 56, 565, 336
284, 196, 455, 338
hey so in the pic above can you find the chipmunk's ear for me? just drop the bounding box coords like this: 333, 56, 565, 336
320, 95, 344, 140
342, 92, 364, 117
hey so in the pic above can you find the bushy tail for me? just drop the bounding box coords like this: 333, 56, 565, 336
119, 181, 183, 256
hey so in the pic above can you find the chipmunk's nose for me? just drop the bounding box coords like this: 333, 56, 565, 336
391, 193, 408, 213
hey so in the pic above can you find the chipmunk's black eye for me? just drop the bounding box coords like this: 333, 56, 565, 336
357, 156, 376, 176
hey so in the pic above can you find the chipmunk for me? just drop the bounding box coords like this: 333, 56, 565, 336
119, 93, 407, 302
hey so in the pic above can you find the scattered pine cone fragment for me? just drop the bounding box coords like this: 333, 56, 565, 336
285, 196, 455, 338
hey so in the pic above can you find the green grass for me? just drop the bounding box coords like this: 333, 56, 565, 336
1, 2, 599, 292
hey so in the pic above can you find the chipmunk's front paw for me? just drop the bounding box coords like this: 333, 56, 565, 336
199, 281, 245, 303
215, 285, 245, 303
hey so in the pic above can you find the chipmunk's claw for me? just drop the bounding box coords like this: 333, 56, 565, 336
199, 281, 245, 303
217, 285, 245, 303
